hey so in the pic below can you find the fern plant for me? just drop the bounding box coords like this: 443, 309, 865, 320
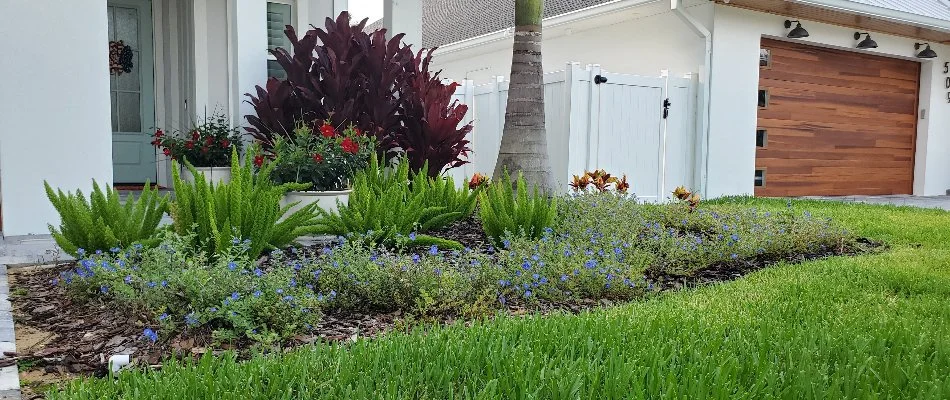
312, 155, 463, 248
479, 171, 557, 246
170, 148, 318, 257
410, 162, 479, 231
45, 180, 168, 257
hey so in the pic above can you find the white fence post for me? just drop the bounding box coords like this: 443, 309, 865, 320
564, 62, 585, 185
585, 64, 602, 171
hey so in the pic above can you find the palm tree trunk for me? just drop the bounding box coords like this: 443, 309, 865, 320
492, 0, 556, 193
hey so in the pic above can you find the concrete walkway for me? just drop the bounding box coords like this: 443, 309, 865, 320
0, 234, 63, 400
800, 195, 950, 211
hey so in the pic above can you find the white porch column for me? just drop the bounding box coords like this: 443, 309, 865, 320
304, 0, 349, 25
384, 0, 423, 49
228, 0, 268, 131
0, 1, 113, 236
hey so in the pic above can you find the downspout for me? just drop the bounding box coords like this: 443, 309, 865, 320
671, 0, 712, 197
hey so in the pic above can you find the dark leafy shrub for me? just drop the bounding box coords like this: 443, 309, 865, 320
245, 12, 473, 176
311, 155, 463, 248
45, 180, 168, 257
395, 49, 473, 176
170, 148, 319, 257
264, 121, 374, 191
479, 171, 557, 246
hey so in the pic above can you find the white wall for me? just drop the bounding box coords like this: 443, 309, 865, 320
707, 5, 950, 197
0, 1, 114, 236
431, 4, 711, 83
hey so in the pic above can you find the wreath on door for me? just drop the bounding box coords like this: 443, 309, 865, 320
109, 40, 134, 75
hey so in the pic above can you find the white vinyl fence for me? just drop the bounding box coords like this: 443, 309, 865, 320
446, 63, 698, 201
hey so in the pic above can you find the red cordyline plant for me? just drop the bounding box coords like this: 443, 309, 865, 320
244, 12, 473, 177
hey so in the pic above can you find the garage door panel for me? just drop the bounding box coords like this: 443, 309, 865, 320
756, 38, 918, 197
757, 118, 915, 135
762, 131, 915, 150
763, 46, 919, 92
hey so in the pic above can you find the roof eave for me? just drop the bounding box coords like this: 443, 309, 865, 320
437, 0, 664, 54
788, 0, 950, 33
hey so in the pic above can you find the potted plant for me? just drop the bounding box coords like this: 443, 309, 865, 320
152, 112, 243, 184
260, 120, 373, 215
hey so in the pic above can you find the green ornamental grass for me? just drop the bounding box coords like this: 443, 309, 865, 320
170, 148, 318, 258
45, 180, 168, 257
479, 171, 557, 246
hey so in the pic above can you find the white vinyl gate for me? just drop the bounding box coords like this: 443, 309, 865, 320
446, 63, 697, 201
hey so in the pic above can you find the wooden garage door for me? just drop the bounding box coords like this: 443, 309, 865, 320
756, 38, 920, 197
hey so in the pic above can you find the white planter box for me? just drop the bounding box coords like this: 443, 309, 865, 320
281, 189, 351, 216
182, 167, 231, 186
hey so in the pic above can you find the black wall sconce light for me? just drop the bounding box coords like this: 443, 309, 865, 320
784, 20, 809, 39
594, 75, 608, 84
915, 43, 938, 59
854, 32, 878, 49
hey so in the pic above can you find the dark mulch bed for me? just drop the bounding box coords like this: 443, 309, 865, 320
8, 237, 882, 382
427, 214, 491, 251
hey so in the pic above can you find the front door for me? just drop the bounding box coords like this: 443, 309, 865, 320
108, 0, 156, 183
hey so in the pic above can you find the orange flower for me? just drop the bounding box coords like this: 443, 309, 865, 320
615, 175, 630, 193
672, 186, 691, 200
468, 173, 489, 190
570, 174, 591, 192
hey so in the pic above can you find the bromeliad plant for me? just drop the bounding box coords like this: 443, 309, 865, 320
152, 112, 243, 168
479, 171, 557, 246
170, 148, 319, 258
45, 180, 168, 257
570, 170, 630, 194
263, 121, 374, 191
672, 186, 701, 211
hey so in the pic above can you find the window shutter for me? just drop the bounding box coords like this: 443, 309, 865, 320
266, 2, 292, 51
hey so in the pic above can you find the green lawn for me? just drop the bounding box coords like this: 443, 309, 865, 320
50, 199, 950, 399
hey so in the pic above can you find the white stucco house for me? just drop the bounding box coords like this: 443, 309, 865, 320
0, 0, 432, 237
425, 0, 950, 199
1, 0, 948, 237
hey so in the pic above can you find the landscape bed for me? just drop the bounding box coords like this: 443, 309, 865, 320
26, 199, 950, 399
9, 194, 874, 391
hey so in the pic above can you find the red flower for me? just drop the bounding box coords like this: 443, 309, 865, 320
312, 153, 323, 163
253, 155, 265, 167
201, 146, 209, 153
221, 139, 230, 148
191, 131, 200, 140
205, 137, 214, 146
150, 139, 161, 147
340, 137, 359, 154
154, 129, 164, 138
320, 123, 336, 138
163, 148, 171, 156
353, 127, 363, 136
185, 141, 194, 149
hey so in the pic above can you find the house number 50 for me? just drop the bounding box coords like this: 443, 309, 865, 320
945, 62, 950, 103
